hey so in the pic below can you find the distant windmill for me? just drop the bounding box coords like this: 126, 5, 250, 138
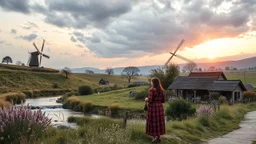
164, 39, 196, 67
27, 39, 50, 67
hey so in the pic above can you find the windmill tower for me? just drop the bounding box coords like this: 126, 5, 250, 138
27, 39, 50, 67
164, 39, 196, 66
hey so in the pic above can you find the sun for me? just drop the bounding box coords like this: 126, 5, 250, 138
208, 55, 215, 60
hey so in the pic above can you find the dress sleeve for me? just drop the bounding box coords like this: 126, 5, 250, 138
148, 89, 154, 103
161, 91, 166, 103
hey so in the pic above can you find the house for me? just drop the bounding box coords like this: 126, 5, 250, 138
168, 72, 248, 104
244, 84, 256, 92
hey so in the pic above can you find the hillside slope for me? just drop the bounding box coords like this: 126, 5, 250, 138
0, 69, 148, 93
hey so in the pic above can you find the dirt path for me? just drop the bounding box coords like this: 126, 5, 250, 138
208, 111, 256, 144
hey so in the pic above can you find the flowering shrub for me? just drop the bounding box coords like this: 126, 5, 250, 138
0, 106, 51, 143
196, 105, 213, 117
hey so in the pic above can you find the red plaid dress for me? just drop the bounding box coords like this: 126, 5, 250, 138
146, 88, 166, 136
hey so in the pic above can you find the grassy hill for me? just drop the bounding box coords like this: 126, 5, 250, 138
0, 69, 148, 94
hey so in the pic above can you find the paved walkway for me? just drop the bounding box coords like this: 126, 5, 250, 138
208, 111, 256, 144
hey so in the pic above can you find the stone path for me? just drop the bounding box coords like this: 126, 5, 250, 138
208, 111, 256, 144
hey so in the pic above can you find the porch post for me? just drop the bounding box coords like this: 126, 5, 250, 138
232, 91, 235, 104
180, 90, 183, 99
194, 90, 197, 103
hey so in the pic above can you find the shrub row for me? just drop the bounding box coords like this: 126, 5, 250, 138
0, 92, 26, 104
23, 89, 72, 98
63, 96, 145, 118
94, 85, 123, 93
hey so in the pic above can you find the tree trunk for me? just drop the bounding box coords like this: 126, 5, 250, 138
128, 78, 131, 83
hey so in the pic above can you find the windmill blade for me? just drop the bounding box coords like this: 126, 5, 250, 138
172, 39, 185, 55
42, 54, 50, 59
170, 52, 195, 64
33, 43, 40, 52
41, 39, 45, 52
39, 54, 43, 66
164, 39, 185, 67
164, 54, 175, 67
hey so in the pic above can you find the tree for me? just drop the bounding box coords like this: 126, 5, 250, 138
85, 70, 94, 74
61, 67, 72, 78
2, 56, 12, 64
183, 62, 197, 73
122, 66, 140, 83
105, 68, 114, 75
150, 63, 179, 89
16, 61, 23, 66
208, 66, 215, 71
225, 66, 230, 71
198, 68, 202, 72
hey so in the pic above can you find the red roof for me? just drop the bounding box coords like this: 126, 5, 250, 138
188, 72, 227, 80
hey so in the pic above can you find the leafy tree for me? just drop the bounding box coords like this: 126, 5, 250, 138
2, 56, 12, 64
225, 66, 230, 71
122, 66, 140, 83
198, 68, 202, 72
105, 68, 114, 75
149, 63, 179, 89
183, 62, 197, 73
61, 67, 72, 78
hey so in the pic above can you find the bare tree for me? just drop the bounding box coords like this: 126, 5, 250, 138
2, 56, 13, 64
61, 67, 72, 78
183, 62, 197, 73
122, 66, 140, 83
105, 68, 114, 75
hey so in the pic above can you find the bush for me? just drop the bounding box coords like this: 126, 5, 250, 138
196, 105, 213, 117
108, 104, 120, 117
127, 84, 137, 88
81, 101, 93, 113
33, 89, 71, 98
219, 96, 228, 104
0, 100, 11, 108
209, 92, 220, 100
78, 85, 93, 95
4, 92, 26, 104
0, 106, 51, 144
135, 88, 148, 100
64, 96, 81, 111
23, 90, 33, 98
165, 99, 196, 121
52, 83, 59, 88
243, 91, 256, 100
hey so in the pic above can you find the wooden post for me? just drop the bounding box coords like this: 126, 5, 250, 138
217, 101, 220, 111
212, 100, 216, 112
122, 111, 128, 129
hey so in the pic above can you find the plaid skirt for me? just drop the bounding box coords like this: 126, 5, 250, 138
146, 103, 166, 136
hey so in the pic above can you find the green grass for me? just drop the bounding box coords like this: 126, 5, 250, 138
79, 86, 148, 109
225, 71, 256, 87
36, 103, 256, 144
0, 69, 147, 94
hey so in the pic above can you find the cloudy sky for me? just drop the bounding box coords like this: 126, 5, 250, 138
0, 0, 255, 69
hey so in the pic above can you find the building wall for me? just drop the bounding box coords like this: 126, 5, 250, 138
233, 85, 244, 101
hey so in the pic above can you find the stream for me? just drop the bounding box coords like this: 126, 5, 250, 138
19, 96, 104, 129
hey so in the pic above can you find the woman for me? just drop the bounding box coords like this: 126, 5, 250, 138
145, 77, 166, 143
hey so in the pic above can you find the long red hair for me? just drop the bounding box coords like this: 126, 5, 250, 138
151, 77, 164, 96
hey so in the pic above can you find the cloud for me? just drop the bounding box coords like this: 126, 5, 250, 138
0, 0, 30, 14
70, 36, 77, 42
21, 22, 38, 30
75, 44, 84, 48
1, 0, 256, 59
42, 0, 134, 28
20, 33, 38, 41
11, 29, 17, 34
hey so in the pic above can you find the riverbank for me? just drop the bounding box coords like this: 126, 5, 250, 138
32, 102, 256, 143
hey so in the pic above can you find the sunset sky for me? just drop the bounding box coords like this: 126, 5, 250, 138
0, 0, 255, 69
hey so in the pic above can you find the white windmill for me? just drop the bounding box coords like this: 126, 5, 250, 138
164, 39, 196, 67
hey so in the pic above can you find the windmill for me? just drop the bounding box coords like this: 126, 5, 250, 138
164, 39, 196, 67
27, 39, 50, 67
